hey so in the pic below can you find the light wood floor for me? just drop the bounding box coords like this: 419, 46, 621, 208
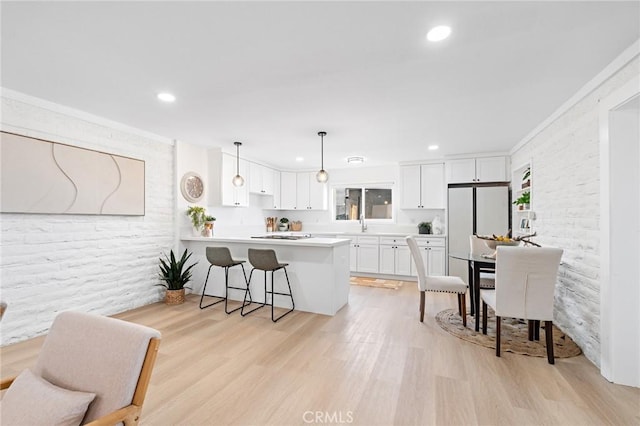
2, 283, 639, 425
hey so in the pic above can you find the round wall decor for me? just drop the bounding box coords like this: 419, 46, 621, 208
180, 172, 204, 202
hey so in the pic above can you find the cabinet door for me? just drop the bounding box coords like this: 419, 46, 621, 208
395, 246, 412, 276
308, 176, 326, 210
296, 172, 310, 209
427, 246, 446, 276
420, 163, 445, 208
221, 154, 238, 206
249, 162, 263, 194
400, 165, 422, 209
350, 243, 358, 272
476, 156, 507, 182
262, 167, 274, 195
234, 159, 249, 206
280, 172, 297, 210
272, 171, 281, 209
446, 159, 476, 183
378, 245, 396, 274
358, 244, 379, 273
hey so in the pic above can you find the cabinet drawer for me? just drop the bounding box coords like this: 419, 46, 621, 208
415, 237, 445, 247
357, 236, 380, 245
379, 236, 408, 246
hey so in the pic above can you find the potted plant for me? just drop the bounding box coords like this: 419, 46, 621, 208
513, 191, 530, 210
278, 217, 289, 232
521, 167, 531, 189
418, 222, 432, 234
157, 249, 197, 305
203, 215, 216, 237
186, 206, 206, 236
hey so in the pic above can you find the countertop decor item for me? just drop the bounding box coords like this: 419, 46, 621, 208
203, 215, 216, 237
290, 220, 302, 231
278, 217, 289, 231
186, 206, 206, 236
232, 141, 244, 187
418, 222, 432, 234
316, 131, 329, 183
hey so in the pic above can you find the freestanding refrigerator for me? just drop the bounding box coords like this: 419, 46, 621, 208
447, 183, 511, 284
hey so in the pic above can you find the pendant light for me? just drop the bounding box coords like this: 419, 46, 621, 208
316, 131, 329, 183
232, 142, 244, 187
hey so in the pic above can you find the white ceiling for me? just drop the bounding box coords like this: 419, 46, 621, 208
2, 1, 639, 170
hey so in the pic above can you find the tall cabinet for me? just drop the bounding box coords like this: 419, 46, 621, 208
208, 149, 249, 207
400, 163, 445, 209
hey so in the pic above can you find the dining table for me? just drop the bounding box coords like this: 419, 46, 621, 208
448, 252, 496, 332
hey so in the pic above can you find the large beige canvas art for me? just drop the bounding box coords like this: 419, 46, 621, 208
0, 132, 145, 215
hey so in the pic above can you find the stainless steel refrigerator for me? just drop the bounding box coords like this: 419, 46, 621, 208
447, 183, 511, 284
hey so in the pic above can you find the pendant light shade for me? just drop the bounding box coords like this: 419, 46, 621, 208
316, 131, 329, 183
232, 142, 244, 187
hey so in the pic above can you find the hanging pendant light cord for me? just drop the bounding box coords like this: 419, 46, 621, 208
320, 133, 324, 170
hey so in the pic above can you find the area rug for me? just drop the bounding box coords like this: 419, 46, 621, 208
350, 276, 404, 290
435, 309, 582, 358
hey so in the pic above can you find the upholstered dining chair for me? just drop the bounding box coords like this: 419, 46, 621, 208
480, 246, 563, 364
469, 235, 497, 289
0, 311, 161, 425
406, 236, 468, 325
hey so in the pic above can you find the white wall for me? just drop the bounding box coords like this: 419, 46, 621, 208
0, 90, 175, 346
510, 56, 640, 366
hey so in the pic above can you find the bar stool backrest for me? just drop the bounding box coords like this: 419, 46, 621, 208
248, 249, 280, 271
206, 247, 235, 267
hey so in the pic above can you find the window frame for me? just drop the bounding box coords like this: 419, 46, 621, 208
331, 183, 395, 224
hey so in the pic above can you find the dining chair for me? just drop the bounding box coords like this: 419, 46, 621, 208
469, 235, 496, 289
480, 246, 563, 364
0, 311, 161, 425
406, 236, 468, 325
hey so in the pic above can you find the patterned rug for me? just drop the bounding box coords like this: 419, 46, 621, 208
350, 276, 404, 290
435, 308, 582, 358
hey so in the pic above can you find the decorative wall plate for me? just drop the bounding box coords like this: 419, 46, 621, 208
180, 172, 204, 202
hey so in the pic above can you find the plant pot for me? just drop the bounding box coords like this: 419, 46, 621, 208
418, 227, 431, 234
278, 223, 289, 232
203, 221, 214, 237
192, 226, 203, 237
165, 288, 185, 305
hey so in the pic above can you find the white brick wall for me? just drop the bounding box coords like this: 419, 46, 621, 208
0, 94, 175, 346
511, 57, 640, 366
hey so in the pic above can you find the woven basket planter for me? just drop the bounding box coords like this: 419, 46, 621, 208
165, 288, 185, 305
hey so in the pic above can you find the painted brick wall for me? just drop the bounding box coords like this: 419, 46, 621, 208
511, 57, 639, 366
0, 93, 175, 346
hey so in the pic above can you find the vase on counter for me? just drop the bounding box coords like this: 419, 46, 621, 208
203, 221, 214, 237
432, 216, 444, 235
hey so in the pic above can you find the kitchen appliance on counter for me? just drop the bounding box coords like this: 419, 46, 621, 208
447, 183, 511, 283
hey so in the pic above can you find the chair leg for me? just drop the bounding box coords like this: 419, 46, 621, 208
482, 301, 488, 335
545, 320, 555, 364
459, 294, 467, 327
419, 291, 425, 322
240, 268, 266, 317
200, 265, 225, 309
495, 316, 501, 357
528, 320, 534, 341
224, 265, 253, 315
534, 320, 541, 341
271, 267, 295, 322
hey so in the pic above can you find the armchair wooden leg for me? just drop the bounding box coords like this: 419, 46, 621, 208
419, 291, 425, 323
459, 294, 467, 327
495, 316, 501, 357
545, 320, 555, 364
482, 301, 488, 335
528, 320, 534, 341
534, 320, 541, 341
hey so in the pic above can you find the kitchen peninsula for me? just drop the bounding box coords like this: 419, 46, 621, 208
181, 236, 351, 316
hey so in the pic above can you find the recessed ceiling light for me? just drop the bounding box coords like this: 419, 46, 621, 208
157, 92, 176, 103
347, 156, 364, 164
295, 156, 304, 162
428, 145, 439, 151
426, 26, 451, 42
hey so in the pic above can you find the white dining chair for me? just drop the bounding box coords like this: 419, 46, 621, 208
480, 246, 563, 364
406, 236, 468, 325
469, 235, 496, 289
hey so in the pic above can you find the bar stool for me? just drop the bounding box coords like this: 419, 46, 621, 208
241, 248, 295, 322
200, 247, 252, 314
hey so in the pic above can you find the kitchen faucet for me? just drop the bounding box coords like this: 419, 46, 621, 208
359, 214, 367, 232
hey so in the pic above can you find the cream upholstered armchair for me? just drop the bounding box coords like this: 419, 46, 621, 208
406, 236, 468, 325
0, 311, 161, 425
480, 246, 563, 364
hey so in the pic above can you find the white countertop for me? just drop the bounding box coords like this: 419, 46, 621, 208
311, 232, 446, 238
181, 236, 351, 247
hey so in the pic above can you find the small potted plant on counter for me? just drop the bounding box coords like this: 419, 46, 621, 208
157, 249, 197, 305
278, 217, 289, 232
186, 205, 207, 236
513, 191, 531, 210
203, 215, 216, 237
418, 222, 432, 234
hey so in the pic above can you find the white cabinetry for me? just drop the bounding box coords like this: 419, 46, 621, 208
208, 150, 249, 207
379, 237, 412, 276
271, 171, 281, 209
349, 235, 379, 273
413, 237, 446, 276
249, 163, 274, 195
296, 172, 326, 210
279, 172, 297, 210
446, 156, 508, 183
400, 163, 445, 209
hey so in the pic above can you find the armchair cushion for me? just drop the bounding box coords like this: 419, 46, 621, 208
0, 368, 95, 426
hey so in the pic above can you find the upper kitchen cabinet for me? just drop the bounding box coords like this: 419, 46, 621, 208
279, 172, 297, 210
296, 172, 327, 210
271, 171, 281, 209
400, 163, 445, 209
446, 156, 508, 183
208, 150, 249, 207
249, 162, 275, 195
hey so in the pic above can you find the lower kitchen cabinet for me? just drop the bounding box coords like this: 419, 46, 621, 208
379, 237, 412, 276
349, 236, 379, 273
413, 237, 446, 276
